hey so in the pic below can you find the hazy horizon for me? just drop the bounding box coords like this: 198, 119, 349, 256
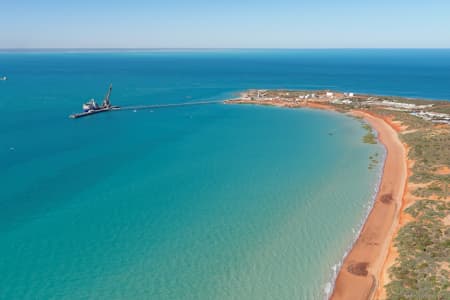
1, 47, 450, 50
2, 0, 450, 48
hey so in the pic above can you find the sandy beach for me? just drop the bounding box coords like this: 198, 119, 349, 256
330, 111, 407, 300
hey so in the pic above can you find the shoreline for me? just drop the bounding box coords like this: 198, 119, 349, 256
225, 100, 408, 299
330, 110, 407, 300
324, 142, 386, 300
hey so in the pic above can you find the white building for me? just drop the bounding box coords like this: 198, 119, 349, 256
410, 111, 450, 124
331, 99, 353, 105
366, 100, 434, 110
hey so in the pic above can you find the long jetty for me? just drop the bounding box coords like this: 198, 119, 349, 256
70, 100, 226, 119
120, 100, 224, 111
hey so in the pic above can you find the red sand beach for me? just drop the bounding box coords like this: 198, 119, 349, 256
330, 111, 407, 300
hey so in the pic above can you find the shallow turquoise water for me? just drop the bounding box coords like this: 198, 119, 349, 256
1, 50, 448, 299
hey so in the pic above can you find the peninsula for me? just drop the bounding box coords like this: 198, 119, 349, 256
226, 89, 450, 300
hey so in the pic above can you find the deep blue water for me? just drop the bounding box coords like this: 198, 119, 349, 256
0, 49, 448, 299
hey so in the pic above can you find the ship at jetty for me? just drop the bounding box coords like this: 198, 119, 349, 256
70, 84, 119, 119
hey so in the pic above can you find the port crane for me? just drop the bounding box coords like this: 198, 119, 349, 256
70, 84, 119, 118
102, 84, 113, 108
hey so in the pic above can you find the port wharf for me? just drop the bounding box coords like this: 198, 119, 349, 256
69, 84, 231, 119
69, 100, 226, 119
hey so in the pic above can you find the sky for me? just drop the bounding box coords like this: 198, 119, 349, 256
1, 0, 450, 48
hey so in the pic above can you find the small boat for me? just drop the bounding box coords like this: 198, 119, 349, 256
0, 76, 7, 81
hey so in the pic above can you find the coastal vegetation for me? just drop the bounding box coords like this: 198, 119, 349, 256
362, 123, 377, 144
386, 200, 450, 300
403, 130, 450, 185
382, 109, 449, 300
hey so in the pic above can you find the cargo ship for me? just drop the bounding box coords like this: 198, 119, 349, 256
70, 84, 120, 119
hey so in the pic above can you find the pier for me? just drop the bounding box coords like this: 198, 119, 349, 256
69, 84, 227, 119
70, 100, 225, 119
120, 100, 225, 111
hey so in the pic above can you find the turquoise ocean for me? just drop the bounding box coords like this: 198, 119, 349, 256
1, 50, 449, 299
